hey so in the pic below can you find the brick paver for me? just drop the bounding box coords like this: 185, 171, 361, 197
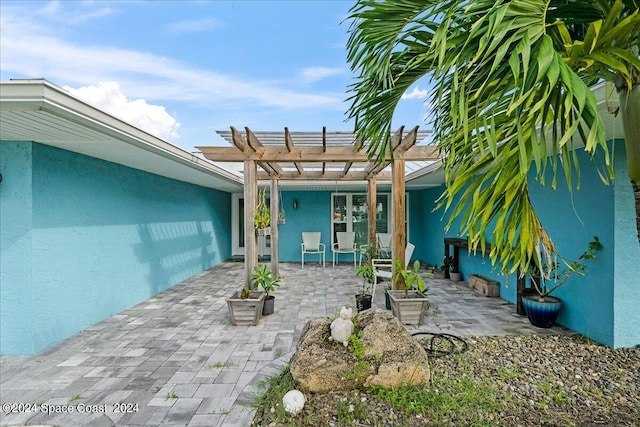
0, 261, 569, 426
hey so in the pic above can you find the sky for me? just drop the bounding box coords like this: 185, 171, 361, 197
0, 0, 432, 153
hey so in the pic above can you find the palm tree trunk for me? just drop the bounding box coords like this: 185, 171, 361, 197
618, 83, 640, 243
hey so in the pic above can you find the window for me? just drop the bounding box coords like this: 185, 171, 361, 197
331, 193, 393, 247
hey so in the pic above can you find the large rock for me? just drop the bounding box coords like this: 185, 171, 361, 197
290, 308, 430, 392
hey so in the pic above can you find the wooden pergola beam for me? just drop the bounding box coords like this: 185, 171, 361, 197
392, 158, 406, 290
258, 170, 393, 180
398, 125, 419, 152
197, 145, 439, 162
230, 126, 249, 152
322, 126, 327, 152
343, 162, 353, 175
284, 126, 303, 176
243, 160, 258, 287
245, 127, 265, 153
390, 126, 405, 151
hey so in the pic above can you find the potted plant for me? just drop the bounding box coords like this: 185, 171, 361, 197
387, 259, 432, 324
250, 264, 280, 315
449, 264, 462, 282
383, 284, 392, 310
226, 286, 265, 326
355, 262, 374, 312
522, 237, 602, 328
255, 187, 271, 235
442, 255, 454, 279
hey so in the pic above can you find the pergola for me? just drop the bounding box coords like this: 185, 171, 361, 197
197, 126, 441, 288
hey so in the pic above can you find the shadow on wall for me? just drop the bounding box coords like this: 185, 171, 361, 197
135, 221, 219, 295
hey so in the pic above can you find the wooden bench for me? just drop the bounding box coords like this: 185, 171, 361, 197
468, 274, 500, 297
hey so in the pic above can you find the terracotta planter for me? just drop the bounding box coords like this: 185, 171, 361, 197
226, 291, 265, 326
387, 290, 429, 325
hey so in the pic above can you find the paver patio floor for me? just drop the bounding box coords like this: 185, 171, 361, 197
0, 261, 570, 427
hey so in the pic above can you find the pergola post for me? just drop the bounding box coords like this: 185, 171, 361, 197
367, 178, 377, 248
244, 160, 258, 287
392, 158, 406, 290
270, 178, 279, 277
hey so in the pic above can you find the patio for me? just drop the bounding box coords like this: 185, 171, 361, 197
0, 261, 571, 427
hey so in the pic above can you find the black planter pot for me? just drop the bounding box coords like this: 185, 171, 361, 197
522, 295, 562, 328
262, 295, 275, 315
384, 290, 391, 310
355, 294, 372, 312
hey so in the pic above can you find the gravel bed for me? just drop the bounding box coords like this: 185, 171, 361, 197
253, 334, 640, 426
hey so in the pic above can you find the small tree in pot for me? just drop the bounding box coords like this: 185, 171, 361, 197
250, 264, 280, 316
522, 236, 602, 328
387, 260, 432, 324
354, 244, 377, 312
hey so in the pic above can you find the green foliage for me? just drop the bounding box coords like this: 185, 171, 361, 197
528, 236, 603, 297
345, 330, 372, 381
393, 259, 430, 297
346, 0, 640, 275
254, 187, 271, 229
250, 264, 280, 296
355, 263, 374, 295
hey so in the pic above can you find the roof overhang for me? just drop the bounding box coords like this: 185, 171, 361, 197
0, 79, 243, 192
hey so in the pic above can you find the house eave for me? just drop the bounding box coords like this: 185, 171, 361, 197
0, 79, 244, 192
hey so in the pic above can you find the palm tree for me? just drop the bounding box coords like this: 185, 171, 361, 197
346, 0, 639, 277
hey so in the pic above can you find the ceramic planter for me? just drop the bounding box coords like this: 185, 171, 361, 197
387, 290, 429, 325
522, 295, 562, 328
226, 290, 265, 326
449, 272, 462, 282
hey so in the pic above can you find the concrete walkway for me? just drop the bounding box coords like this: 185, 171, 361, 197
0, 261, 570, 427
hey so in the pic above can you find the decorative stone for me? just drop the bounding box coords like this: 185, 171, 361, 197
290, 308, 430, 392
282, 389, 305, 415
330, 306, 354, 346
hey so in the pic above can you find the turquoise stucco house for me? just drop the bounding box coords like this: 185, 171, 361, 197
1, 79, 638, 355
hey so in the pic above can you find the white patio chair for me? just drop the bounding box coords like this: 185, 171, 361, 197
301, 232, 325, 268
376, 232, 392, 258
332, 231, 357, 268
371, 242, 416, 301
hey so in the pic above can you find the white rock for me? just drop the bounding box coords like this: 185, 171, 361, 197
282, 389, 305, 415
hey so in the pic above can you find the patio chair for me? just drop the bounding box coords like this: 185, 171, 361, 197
371, 242, 415, 302
301, 232, 325, 268
376, 232, 392, 258
332, 231, 357, 268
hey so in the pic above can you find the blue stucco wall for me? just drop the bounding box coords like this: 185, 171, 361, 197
410, 141, 638, 347
1, 142, 231, 355
276, 190, 398, 264
611, 141, 640, 348
277, 191, 332, 263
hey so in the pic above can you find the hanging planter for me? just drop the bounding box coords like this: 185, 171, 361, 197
254, 187, 271, 233
256, 226, 272, 236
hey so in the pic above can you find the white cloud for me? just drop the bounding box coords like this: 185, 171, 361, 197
64, 82, 180, 140
299, 67, 344, 83
167, 17, 223, 33
401, 86, 429, 100
0, 6, 343, 111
